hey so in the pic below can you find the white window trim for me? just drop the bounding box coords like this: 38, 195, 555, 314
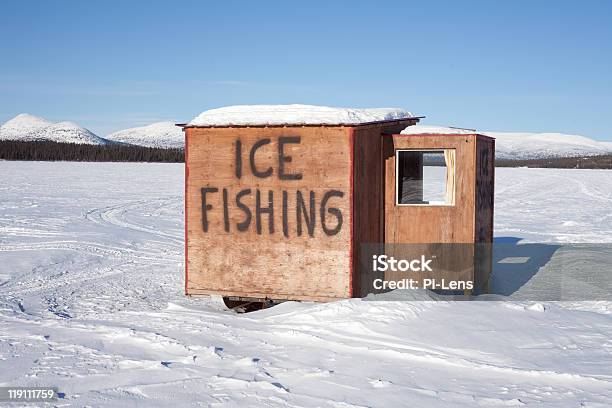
395, 149, 456, 207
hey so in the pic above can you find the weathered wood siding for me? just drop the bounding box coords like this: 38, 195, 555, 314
351, 122, 413, 297
474, 135, 495, 293
380, 134, 495, 294
185, 126, 353, 301
384, 134, 478, 244
475, 135, 495, 243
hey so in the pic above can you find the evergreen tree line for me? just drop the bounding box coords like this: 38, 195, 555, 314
496, 154, 612, 169
0, 140, 184, 162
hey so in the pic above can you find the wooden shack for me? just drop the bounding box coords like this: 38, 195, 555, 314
376, 132, 495, 296
183, 113, 494, 302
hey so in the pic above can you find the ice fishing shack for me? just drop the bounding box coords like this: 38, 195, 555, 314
181, 105, 494, 304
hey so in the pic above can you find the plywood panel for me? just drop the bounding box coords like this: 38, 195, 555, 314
384, 134, 477, 244
351, 122, 413, 297
185, 126, 353, 301
377, 133, 494, 295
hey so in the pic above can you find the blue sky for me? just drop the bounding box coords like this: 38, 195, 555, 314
1, 0, 611, 140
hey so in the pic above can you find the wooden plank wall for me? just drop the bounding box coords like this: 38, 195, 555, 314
350, 133, 495, 295
375, 134, 479, 291
474, 136, 495, 243
384, 134, 477, 244
473, 135, 495, 293
185, 126, 353, 301
351, 122, 413, 297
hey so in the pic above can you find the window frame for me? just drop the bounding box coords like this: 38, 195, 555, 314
394, 148, 456, 207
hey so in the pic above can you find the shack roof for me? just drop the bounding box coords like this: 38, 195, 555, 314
399, 124, 494, 140
182, 104, 421, 128
400, 125, 477, 135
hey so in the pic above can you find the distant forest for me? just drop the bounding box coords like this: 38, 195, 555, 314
496, 154, 612, 169
0, 140, 184, 162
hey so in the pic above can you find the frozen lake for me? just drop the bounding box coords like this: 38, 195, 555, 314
1, 161, 611, 407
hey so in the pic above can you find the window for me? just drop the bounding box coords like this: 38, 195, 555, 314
396, 149, 456, 206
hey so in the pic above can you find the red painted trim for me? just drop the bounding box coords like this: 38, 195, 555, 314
184, 130, 189, 295
348, 128, 355, 298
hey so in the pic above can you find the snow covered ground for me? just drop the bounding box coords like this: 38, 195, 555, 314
1, 162, 612, 407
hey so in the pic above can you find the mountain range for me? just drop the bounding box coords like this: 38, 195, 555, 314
0, 114, 183, 149
0, 114, 109, 145
105, 122, 184, 149
1, 113, 611, 159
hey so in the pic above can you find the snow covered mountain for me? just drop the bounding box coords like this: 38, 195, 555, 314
25, 121, 111, 145
487, 131, 612, 160
401, 124, 612, 160
0, 113, 53, 138
106, 122, 184, 149
0, 113, 110, 145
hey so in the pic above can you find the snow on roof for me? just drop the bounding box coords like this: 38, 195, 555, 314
400, 124, 476, 135
188, 104, 414, 127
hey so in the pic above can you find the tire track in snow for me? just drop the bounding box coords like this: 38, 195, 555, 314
0, 241, 180, 263
84, 197, 183, 245
1, 196, 184, 322
550, 173, 612, 205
